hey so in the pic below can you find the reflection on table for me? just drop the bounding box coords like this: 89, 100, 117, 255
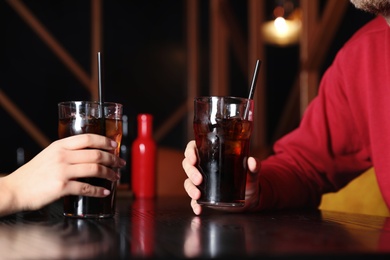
0, 197, 390, 259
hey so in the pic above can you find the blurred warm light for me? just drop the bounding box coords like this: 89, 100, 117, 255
274, 17, 288, 35
262, 16, 301, 46
262, 1, 301, 47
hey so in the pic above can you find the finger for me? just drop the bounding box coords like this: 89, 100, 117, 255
190, 199, 202, 215
58, 134, 118, 151
63, 181, 111, 197
182, 158, 203, 185
184, 178, 201, 199
244, 157, 260, 210
66, 164, 120, 182
248, 156, 259, 173
247, 157, 260, 185
184, 140, 197, 162
246, 157, 259, 189
65, 149, 126, 168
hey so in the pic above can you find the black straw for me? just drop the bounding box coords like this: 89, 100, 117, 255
244, 59, 261, 119
97, 52, 106, 135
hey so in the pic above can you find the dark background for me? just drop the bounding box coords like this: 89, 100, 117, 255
0, 0, 375, 175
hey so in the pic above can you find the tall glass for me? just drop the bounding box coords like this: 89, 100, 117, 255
193, 96, 254, 207
58, 101, 123, 218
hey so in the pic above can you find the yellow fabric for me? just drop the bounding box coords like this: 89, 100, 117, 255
319, 167, 390, 217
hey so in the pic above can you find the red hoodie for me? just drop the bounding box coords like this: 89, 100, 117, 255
258, 16, 390, 211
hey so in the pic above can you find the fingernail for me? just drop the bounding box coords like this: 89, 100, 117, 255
103, 189, 111, 196
110, 140, 118, 148
119, 158, 126, 166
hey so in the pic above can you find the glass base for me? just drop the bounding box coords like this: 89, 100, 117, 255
63, 213, 114, 219
197, 200, 245, 208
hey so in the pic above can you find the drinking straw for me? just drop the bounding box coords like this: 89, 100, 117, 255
97, 51, 106, 135
248, 59, 261, 100
244, 59, 261, 119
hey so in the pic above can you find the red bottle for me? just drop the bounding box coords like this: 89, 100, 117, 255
131, 114, 156, 198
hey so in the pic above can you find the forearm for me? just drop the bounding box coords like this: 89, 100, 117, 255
0, 174, 21, 217
255, 158, 323, 211
253, 146, 369, 211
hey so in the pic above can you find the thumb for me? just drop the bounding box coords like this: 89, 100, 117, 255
244, 157, 260, 206
247, 156, 260, 186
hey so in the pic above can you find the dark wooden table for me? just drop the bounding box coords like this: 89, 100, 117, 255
1, 196, 390, 259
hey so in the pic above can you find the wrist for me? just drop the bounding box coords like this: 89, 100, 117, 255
0, 174, 20, 217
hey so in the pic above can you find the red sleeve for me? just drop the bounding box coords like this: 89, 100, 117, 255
255, 52, 372, 211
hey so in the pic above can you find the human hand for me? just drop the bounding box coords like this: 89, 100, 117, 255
182, 140, 260, 215
0, 134, 126, 216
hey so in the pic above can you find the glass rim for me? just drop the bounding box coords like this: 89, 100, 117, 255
58, 101, 123, 107
194, 96, 253, 103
